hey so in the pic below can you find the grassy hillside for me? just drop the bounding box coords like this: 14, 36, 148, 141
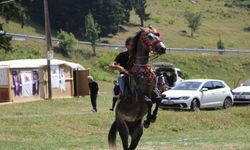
1, 0, 250, 86
104, 0, 250, 49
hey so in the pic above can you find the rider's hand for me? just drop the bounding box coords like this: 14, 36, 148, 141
119, 66, 129, 74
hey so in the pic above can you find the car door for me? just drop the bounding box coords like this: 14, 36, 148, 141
211, 81, 226, 106
200, 81, 216, 108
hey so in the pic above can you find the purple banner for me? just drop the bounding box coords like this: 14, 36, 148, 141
12, 71, 20, 96
33, 71, 39, 95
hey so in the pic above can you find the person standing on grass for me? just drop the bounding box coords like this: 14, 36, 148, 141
88, 76, 99, 112
110, 80, 120, 111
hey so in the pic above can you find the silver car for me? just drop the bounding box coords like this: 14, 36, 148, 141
233, 80, 250, 104
161, 79, 234, 111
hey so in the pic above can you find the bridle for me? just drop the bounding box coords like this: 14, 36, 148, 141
140, 31, 161, 52
134, 31, 162, 61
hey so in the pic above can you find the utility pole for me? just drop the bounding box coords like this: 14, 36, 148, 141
43, 0, 52, 99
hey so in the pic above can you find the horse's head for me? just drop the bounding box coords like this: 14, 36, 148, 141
139, 25, 167, 55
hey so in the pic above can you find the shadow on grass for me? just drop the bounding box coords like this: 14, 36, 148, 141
125, 22, 140, 27
233, 103, 250, 107
244, 27, 250, 32
159, 106, 246, 112
53, 47, 71, 58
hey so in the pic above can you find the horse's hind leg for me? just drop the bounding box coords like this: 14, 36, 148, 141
108, 121, 117, 149
143, 102, 152, 128
117, 120, 129, 150
128, 121, 143, 150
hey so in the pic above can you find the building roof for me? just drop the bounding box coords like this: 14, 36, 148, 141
0, 59, 85, 70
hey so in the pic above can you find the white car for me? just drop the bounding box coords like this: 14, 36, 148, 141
160, 79, 234, 111
232, 80, 250, 104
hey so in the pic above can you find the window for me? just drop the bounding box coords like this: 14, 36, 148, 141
177, 71, 185, 79
173, 82, 202, 91
202, 81, 213, 90
212, 81, 225, 89
243, 80, 250, 86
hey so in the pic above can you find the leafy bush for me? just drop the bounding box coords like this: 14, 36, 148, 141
57, 29, 77, 56
0, 24, 13, 53
97, 51, 119, 72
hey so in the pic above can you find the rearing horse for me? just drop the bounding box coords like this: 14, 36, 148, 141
108, 26, 167, 150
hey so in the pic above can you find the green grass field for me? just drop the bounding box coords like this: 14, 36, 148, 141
0, 82, 250, 150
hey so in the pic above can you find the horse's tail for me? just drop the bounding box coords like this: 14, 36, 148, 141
108, 121, 117, 149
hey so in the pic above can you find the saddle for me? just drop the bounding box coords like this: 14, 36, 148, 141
122, 64, 156, 98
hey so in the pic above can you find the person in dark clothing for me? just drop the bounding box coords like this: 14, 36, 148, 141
109, 37, 133, 96
110, 80, 120, 111
88, 76, 99, 112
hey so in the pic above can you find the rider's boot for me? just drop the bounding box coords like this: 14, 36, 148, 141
144, 87, 152, 103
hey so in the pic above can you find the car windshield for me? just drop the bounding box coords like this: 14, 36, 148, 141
172, 82, 202, 91
243, 80, 250, 86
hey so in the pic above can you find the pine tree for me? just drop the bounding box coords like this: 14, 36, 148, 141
132, 0, 150, 26
85, 12, 100, 56
0, 0, 28, 27
120, 0, 133, 23
91, 0, 124, 36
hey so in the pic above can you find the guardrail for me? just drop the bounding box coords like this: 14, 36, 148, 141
7, 32, 250, 53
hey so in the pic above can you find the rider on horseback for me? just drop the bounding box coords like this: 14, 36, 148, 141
109, 37, 134, 97
110, 35, 160, 102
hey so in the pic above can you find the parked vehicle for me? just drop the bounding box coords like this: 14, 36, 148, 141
153, 62, 184, 92
160, 79, 234, 111
232, 80, 250, 104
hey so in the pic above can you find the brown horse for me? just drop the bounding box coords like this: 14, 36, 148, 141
108, 26, 167, 150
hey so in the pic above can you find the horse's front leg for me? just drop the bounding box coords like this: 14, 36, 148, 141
143, 102, 152, 128
150, 89, 162, 123
150, 99, 160, 123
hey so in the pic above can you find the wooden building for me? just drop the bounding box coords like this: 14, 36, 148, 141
0, 59, 89, 103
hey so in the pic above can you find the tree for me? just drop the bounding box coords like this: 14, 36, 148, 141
217, 36, 225, 55
120, 0, 133, 23
57, 29, 77, 57
85, 12, 100, 56
0, 24, 12, 53
0, 0, 28, 27
132, 0, 150, 26
22, 0, 127, 37
91, 0, 124, 36
184, 12, 202, 37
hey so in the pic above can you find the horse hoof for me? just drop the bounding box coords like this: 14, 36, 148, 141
143, 121, 150, 128
150, 116, 157, 123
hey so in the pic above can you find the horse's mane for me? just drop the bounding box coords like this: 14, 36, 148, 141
127, 31, 142, 69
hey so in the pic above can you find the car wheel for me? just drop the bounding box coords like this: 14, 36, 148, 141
223, 97, 232, 109
191, 99, 200, 111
